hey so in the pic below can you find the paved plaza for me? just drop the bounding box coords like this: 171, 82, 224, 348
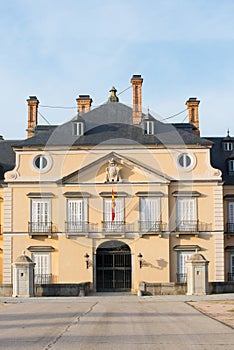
0, 294, 234, 349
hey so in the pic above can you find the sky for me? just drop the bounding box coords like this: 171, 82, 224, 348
1, 0, 234, 139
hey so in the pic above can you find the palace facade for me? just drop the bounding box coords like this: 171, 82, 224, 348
0, 75, 233, 293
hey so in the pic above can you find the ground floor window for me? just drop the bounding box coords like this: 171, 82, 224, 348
177, 251, 193, 282
228, 253, 234, 281
32, 252, 52, 284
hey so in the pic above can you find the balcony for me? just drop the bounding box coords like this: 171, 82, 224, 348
176, 273, 187, 283
139, 221, 165, 234
28, 222, 54, 238
175, 220, 211, 237
65, 221, 89, 233
64, 220, 165, 238
102, 221, 125, 233
227, 273, 234, 281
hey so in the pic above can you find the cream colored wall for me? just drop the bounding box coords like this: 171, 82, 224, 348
3, 143, 224, 288
11, 146, 218, 183
0, 192, 3, 282
170, 234, 217, 282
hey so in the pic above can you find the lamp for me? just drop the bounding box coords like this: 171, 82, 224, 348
84, 253, 90, 269
137, 253, 143, 268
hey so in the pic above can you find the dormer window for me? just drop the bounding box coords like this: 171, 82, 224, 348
228, 160, 234, 175
144, 121, 154, 135
223, 130, 233, 151
73, 122, 84, 136
224, 142, 233, 151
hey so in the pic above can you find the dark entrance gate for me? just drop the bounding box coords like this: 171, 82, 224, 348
96, 240, 132, 292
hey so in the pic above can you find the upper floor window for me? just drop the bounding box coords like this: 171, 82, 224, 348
224, 142, 233, 151
178, 153, 192, 168
66, 199, 87, 232
140, 197, 161, 231
30, 199, 51, 233
176, 197, 197, 231
34, 155, 47, 170
33, 154, 52, 173
103, 197, 124, 232
144, 121, 154, 135
73, 122, 84, 136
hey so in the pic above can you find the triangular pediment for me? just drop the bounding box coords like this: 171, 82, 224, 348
58, 152, 172, 184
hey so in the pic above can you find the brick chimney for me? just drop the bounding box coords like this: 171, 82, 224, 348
186, 97, 200, 136
131, 74, 143, 124
76, 95, 92, 114
27, 96, 39, 138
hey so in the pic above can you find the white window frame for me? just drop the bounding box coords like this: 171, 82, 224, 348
32, 154, 52, 173
31, 199, 51, 232
176, 197, 197, 231
144, 121, 154, 135
32, 252, 51, 284
103, 197, 124, 231
74, 122, 84, 136
66, 198, 87, 231
140, 197, 161, 231
177, 251, 193, 282
224, 142, 233, 151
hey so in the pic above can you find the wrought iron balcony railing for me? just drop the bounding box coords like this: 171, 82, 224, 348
65, 221, 89, 233
227, 223, 234, 233
34, 273, 53, 284
227, 273, 234, 281
139, 221, 165, 232
176, 220, 198, 232
28, 221, 53, 233
176, 273, 187, 283
102, 221, 125, 232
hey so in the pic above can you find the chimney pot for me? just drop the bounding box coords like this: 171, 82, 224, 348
76, 95, 92, 114
27, 96, 39, 138
186, 97, 200, 136
131, 74, 143, 124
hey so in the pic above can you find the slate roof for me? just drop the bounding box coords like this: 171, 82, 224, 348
12, 102, 212, 148
0, 140, 22, 181
207, 137, 234, 185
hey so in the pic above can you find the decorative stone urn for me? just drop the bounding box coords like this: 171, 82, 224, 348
12, 251, 35, 297
186, 253, 209, 295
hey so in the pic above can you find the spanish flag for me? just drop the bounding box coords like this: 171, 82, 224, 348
112, 189, 116, 221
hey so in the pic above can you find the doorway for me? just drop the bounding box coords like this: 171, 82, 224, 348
96, 240, 131, 292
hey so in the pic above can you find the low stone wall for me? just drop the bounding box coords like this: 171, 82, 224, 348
0, 284, 13, 297
139, 282, 187, 295
209, 282, 234, 294
0, 282, 92, 297
34, 282, 92, 297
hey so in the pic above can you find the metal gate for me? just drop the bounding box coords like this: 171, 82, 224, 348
96, 241, 131, 292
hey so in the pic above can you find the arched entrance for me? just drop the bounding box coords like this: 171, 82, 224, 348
96, 240, 132, 292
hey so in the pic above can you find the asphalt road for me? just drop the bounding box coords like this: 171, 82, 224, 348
0, 296, 234, 349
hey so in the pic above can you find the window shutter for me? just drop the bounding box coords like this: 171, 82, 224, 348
33, 253, 50, 275
140, 198, 160, 222
178, 252, 193, 274
177, 198, 196, 223
31, 200, 50, 232
67, 199, 86, 223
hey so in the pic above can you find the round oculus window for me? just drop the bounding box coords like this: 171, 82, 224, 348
34, 155, 48, 170
178, 153, 193, 169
